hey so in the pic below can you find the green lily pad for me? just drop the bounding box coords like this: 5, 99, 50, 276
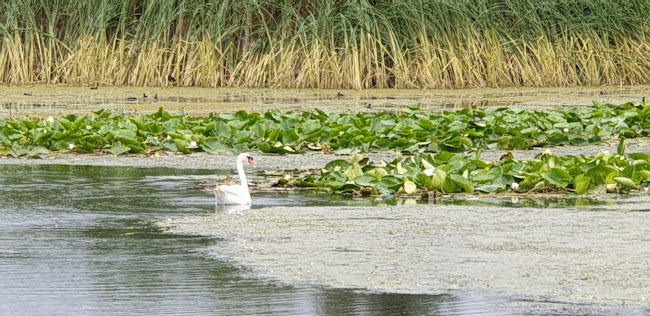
474, 183, 505, 193
543, 168, 572, 188
354, 175, 378, 187
574, 174, 591, 194
108, 142, 130, 155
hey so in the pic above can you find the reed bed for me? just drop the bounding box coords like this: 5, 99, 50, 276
1, 0, 649, 89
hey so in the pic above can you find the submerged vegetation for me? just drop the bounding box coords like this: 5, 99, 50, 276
1, 100, 650, 157
1, 0, 650, 88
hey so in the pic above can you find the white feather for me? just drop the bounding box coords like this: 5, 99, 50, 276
215, 153, 255, 205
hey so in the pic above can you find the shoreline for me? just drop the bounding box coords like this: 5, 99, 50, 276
1, 85, 650, 118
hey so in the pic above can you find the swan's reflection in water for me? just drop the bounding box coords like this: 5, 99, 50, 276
215, 200, 251, 214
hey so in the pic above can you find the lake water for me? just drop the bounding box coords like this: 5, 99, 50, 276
1, 164, 648, 315
0, 165, 465, 315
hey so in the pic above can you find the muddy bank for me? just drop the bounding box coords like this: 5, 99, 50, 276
162, 204, 650, 310
1, 85, 650, 117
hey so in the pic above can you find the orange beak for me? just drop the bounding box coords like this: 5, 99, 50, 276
248, 157, 256, 166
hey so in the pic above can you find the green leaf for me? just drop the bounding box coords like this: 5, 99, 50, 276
639, 170, 650, 182
174, 139, 191, 154
380, 176, 403, 188
282, 130, 300, 145
161, 139, 178, 152
613, 177, 638, 189
421, 158, 436, 170
543, 168, 572, 188
58, 118, 73, 131
574, 174, 591, 194
372, 138, 391, 151
323, 160, 350, 173
111, 128, 137, 141
396, 161, 407, 174
475, 183, 505, 193
27, 146, 50, 158
152, 107, 172, 120
617, 137, 627, 156
94, 109, 113, 119
547, 133, 568, 145
449, 174, 474, 193
630, 153, 650, 161
587, 164, 619, 184
568, 134, 589, 146
108, 142, 130, 155
403, 180, 417, 195
430, 168, 447, 190
256, 142, 274, 153
344, 162, 364, 180
354, 175, 378, 186
417, 173, 434, 191
442, 177, 459, 193
498, 135, 531, 150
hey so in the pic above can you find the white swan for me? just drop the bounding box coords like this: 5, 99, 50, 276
214, 153, 256, 205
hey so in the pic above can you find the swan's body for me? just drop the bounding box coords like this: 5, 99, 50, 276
214, 153, 256, 205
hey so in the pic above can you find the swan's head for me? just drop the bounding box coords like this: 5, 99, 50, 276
239, 152, 256, 166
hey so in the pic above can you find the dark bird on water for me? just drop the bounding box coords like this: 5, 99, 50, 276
168, 75, 177, 83
154, 94, 159, 102
337, 92, 344, 99
143, 93, 148, 98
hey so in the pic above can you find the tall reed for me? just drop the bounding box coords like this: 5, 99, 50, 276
1, 0, 649, 88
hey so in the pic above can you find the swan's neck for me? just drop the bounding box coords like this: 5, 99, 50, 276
237, 159, 248, 190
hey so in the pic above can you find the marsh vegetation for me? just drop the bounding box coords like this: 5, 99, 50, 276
2, 0, 650, 88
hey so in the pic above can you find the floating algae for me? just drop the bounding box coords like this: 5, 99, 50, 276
2, 85, 650, 117
163, 204, 650, 307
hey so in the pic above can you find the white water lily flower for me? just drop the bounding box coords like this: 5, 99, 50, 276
423, 168, 435, 176
190, 140, 197, 147
284, 173, 291, 180
563, 128, 569, 133
68, 143, 75, 150
510, 182, 519, 190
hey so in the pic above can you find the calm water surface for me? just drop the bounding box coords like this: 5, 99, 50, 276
0, 164, 647, 315
0, 164, 483, 316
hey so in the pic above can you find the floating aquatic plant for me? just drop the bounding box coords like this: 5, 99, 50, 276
0, 100, 650, 157
286, 150, 650, 196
